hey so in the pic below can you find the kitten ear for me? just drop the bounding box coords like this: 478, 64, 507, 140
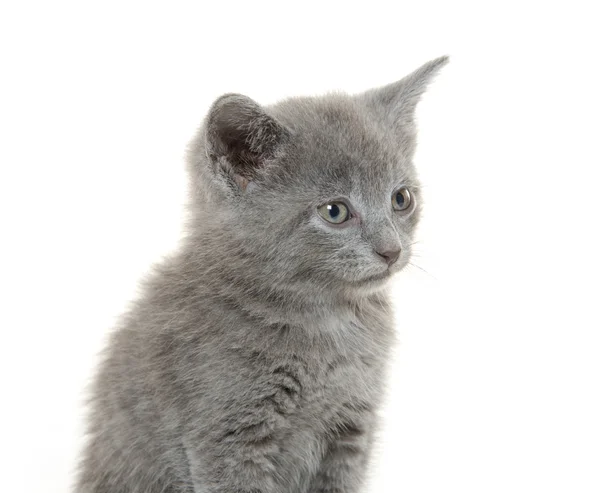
362, 56, 449, 127
205, 93, 289, 191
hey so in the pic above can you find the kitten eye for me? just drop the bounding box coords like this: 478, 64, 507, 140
317, 202, 350, 224
392, 187, 412, 212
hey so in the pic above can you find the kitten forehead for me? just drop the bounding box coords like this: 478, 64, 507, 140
266, 93, 416, 194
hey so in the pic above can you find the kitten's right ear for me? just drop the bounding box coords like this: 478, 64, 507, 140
361, 56, 449, 128
205, 94, 289, 191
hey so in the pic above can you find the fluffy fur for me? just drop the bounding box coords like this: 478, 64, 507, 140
77, 56, 448, 493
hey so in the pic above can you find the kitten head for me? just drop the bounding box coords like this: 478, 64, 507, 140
187, 57, 448, 300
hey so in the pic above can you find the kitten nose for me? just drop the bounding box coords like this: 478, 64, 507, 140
376, 248, 401, 266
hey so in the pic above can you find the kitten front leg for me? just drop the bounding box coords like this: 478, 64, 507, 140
183, 359, 304, 493
185, 403, 288, 493
310, 421, 374, 493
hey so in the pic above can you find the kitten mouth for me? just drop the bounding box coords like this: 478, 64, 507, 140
360, 269, 392, 284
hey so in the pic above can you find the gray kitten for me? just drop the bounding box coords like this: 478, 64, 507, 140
77, 57, 448, 493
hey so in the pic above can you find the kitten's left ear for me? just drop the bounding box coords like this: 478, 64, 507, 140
361, 56, 449, 127
205, 93, 290, 192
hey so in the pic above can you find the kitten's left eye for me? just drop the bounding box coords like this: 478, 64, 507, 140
317, 202, 350, 224
392, 187, 412, 212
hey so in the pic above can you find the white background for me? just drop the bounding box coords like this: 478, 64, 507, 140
1, 1, 599, 492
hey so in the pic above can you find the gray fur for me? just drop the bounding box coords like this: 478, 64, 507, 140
77, 56, 448, 493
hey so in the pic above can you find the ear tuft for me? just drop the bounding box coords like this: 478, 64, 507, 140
206, 94, 289, 186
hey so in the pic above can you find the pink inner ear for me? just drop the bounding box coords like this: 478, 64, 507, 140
233, 173, 250, 191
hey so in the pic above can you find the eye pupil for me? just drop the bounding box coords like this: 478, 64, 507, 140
395, 192, 405, 208
328, 204, 340, 218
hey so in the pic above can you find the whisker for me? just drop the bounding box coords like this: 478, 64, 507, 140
407, 261, 437, 280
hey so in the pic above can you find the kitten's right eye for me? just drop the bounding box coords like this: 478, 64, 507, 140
317, 202, 350, 224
